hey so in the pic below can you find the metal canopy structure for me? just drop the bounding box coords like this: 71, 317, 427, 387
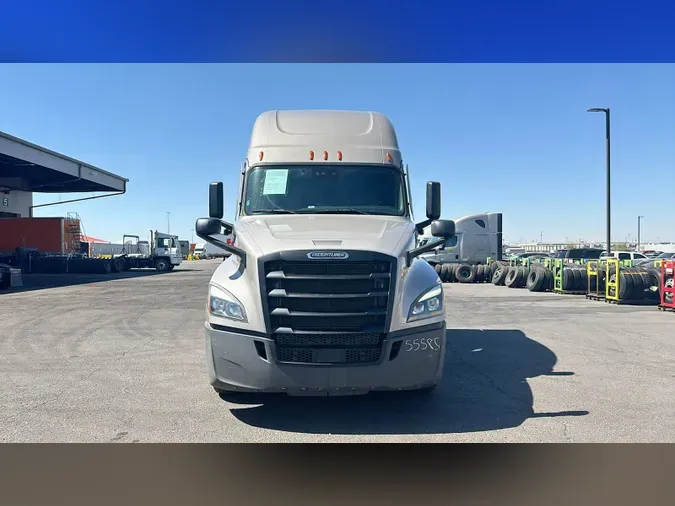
0, 130, 128, 193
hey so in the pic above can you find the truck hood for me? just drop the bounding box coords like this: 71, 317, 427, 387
235, 214, 414, 257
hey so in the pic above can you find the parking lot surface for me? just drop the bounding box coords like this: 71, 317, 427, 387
1, 259, 674, 442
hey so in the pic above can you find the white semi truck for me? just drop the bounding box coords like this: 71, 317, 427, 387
196, 110, 455, 398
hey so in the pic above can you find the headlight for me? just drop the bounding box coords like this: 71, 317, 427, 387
407, 283, 443, 322
209, 284, 247, 322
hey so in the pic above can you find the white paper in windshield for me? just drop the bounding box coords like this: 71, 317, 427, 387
262, 169, 289, 195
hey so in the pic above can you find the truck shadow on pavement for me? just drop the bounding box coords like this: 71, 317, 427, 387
3, 269, 198, 293
227, 329, 589, 435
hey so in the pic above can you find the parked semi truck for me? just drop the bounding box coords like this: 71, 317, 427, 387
196, 109, 455, 398
418, 212, 503, 265
108, 231, 182, 272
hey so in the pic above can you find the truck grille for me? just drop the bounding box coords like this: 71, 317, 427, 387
261, 252, 396, 365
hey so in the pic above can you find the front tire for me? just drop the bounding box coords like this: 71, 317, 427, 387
155, 258, 170, 272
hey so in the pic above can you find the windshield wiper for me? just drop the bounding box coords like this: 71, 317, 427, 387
250, 209, 296, 214
307, 208, 371, 215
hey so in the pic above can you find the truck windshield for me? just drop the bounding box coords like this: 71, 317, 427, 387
243, 165, 406, 216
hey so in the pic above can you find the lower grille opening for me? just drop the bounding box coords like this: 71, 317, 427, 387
254, 340, 268, 361
276, 333, 380, 347
277, 347, 381, 365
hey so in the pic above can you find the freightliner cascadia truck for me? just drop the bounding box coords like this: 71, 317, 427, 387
196, 110, 455, 398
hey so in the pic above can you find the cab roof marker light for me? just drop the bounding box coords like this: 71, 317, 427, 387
386, 153, 392, 163
309, 150, 314, 160
258, 151, 264, 161
337, 151, 343, 161
323, 150, 328, 161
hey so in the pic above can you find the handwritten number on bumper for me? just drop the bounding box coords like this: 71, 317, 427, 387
403, 337, 441, 352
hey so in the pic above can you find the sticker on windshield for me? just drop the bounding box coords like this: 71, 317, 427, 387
262, 169, 289, 195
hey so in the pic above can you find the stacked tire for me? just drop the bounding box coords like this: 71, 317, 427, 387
525, 265, 553, 292
491, 263, 511, 286
561, 264, 588, 292
606, 264, 660, 302
504, 266, 528, 288
434, 262, 501, 284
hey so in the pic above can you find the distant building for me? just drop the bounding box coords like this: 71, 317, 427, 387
513, 242, 576, 253
640, 242, 675, 253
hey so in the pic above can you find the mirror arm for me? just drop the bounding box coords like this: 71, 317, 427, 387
415, 218, 433, 236
406, 238, 446, 267
195, 227, 247, 269
219, 219, 234, 235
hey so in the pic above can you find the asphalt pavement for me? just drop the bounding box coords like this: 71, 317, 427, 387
1, 259, 673, 442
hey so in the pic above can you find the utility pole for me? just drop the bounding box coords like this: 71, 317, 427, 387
637, 215, 644, 251
167, 212, 171, 234
587, 107, 611, 256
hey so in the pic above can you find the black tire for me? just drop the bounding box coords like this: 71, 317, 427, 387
155, 258, 170, 272
440, 264, 451, 282
168, 265, 175, 271
449, 264, 459, 283
456, 264, 475, 283
618, 269, 634, 300
505, 267, 519, 288
526, 268, 546, 292
545, 268, 554, 291
572, 268, 583, 291
111, 257, 124, 273
563, 268, 575, 291
646, 267, 662, 298
101, 260, 112, 274
434, 264, 442, 275
515, 266, 528, 287
492, 265, 509, 286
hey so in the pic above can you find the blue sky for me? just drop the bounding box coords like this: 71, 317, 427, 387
1, 64, 673, 244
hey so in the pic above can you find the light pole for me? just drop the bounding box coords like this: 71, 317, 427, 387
189, 228, 194, 243
637, 215, 644, 251
587, 107, 611, 255
167, 212, 171, 234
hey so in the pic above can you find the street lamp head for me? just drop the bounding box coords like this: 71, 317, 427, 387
587, 108, 609, 113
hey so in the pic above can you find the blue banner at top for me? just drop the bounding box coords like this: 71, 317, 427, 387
1, 0, 673, 62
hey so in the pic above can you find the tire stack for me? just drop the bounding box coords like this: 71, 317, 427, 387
504, 265, 528, 289
525, 264, 553, 292
434, 262, 500, 284
561, 264, 588, 292
606, 263, 661, 302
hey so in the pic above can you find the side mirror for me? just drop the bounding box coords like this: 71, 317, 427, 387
430, 219, 455, 238
195, 217, 222, 237
426, 181, 441, 221
209, 182, 224, 219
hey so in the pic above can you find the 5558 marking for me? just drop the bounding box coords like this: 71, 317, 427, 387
404, 337, 441, 352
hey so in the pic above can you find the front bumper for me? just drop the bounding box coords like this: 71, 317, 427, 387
205, 321, 447, 396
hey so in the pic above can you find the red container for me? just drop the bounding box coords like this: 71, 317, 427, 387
0, 217, 81, 254
660, 260, 675, 310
